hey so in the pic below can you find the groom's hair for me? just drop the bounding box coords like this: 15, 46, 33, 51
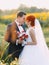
17, 11, 26, 17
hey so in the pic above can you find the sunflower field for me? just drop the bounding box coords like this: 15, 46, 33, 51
0, 12, 49, 65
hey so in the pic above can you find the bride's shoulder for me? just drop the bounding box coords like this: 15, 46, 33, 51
26, 27, 35, 34
29, 27, 34, 31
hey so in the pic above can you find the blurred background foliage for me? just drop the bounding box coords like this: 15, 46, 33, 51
0, 4, 49, 64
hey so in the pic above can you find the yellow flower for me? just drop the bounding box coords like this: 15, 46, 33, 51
10, 58, 19, 65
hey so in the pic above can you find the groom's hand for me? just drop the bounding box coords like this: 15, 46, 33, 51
17, 38, 23, 44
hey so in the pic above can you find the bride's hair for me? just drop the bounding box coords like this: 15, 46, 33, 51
26, 15, 35, 27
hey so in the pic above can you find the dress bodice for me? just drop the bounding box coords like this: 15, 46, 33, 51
26, 27, 35, 43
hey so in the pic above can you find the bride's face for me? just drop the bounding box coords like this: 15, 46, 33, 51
26, 21, 31, 27
26, 21, 35, 28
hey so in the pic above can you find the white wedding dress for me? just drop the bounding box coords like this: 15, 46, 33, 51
19, 19, 49, 65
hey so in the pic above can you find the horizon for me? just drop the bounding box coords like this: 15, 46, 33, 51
0, 5, 49, 11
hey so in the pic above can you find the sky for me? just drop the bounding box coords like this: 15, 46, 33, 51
0, 0, 49, 10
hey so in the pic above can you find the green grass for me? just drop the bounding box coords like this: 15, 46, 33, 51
0, 24, 7, 44
0, 23, 49, 64
0, 23, 49, 46
42, 27, 49, 47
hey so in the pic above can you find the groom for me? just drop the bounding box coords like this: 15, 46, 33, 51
4, 11, 26, 61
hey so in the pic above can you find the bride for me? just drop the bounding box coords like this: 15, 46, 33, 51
19, 15, 49, 65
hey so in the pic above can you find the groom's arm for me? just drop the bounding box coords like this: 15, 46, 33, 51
4, 24, 11, 42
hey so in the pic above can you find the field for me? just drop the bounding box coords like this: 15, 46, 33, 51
0, 24, 49, 46
0, 12, 49, 22
0, 23, 49, 65
0, 12, 49, 65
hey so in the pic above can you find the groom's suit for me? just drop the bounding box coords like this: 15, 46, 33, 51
4, 21, 26, 59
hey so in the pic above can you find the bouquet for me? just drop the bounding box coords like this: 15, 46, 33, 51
17, 31, 28, 40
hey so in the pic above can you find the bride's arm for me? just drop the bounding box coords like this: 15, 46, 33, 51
26, 29, 37, 45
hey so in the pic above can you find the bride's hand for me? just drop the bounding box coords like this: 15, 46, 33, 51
26, 42, 37, 45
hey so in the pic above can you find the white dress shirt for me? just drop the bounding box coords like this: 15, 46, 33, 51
15, 20, 27, 46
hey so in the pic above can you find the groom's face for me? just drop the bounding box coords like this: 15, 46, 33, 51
19, 15, 26, 25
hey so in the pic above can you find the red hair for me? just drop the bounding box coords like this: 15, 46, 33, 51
26, 15, 35, 27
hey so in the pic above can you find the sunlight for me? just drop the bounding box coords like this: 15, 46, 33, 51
0, 0, 49, 10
